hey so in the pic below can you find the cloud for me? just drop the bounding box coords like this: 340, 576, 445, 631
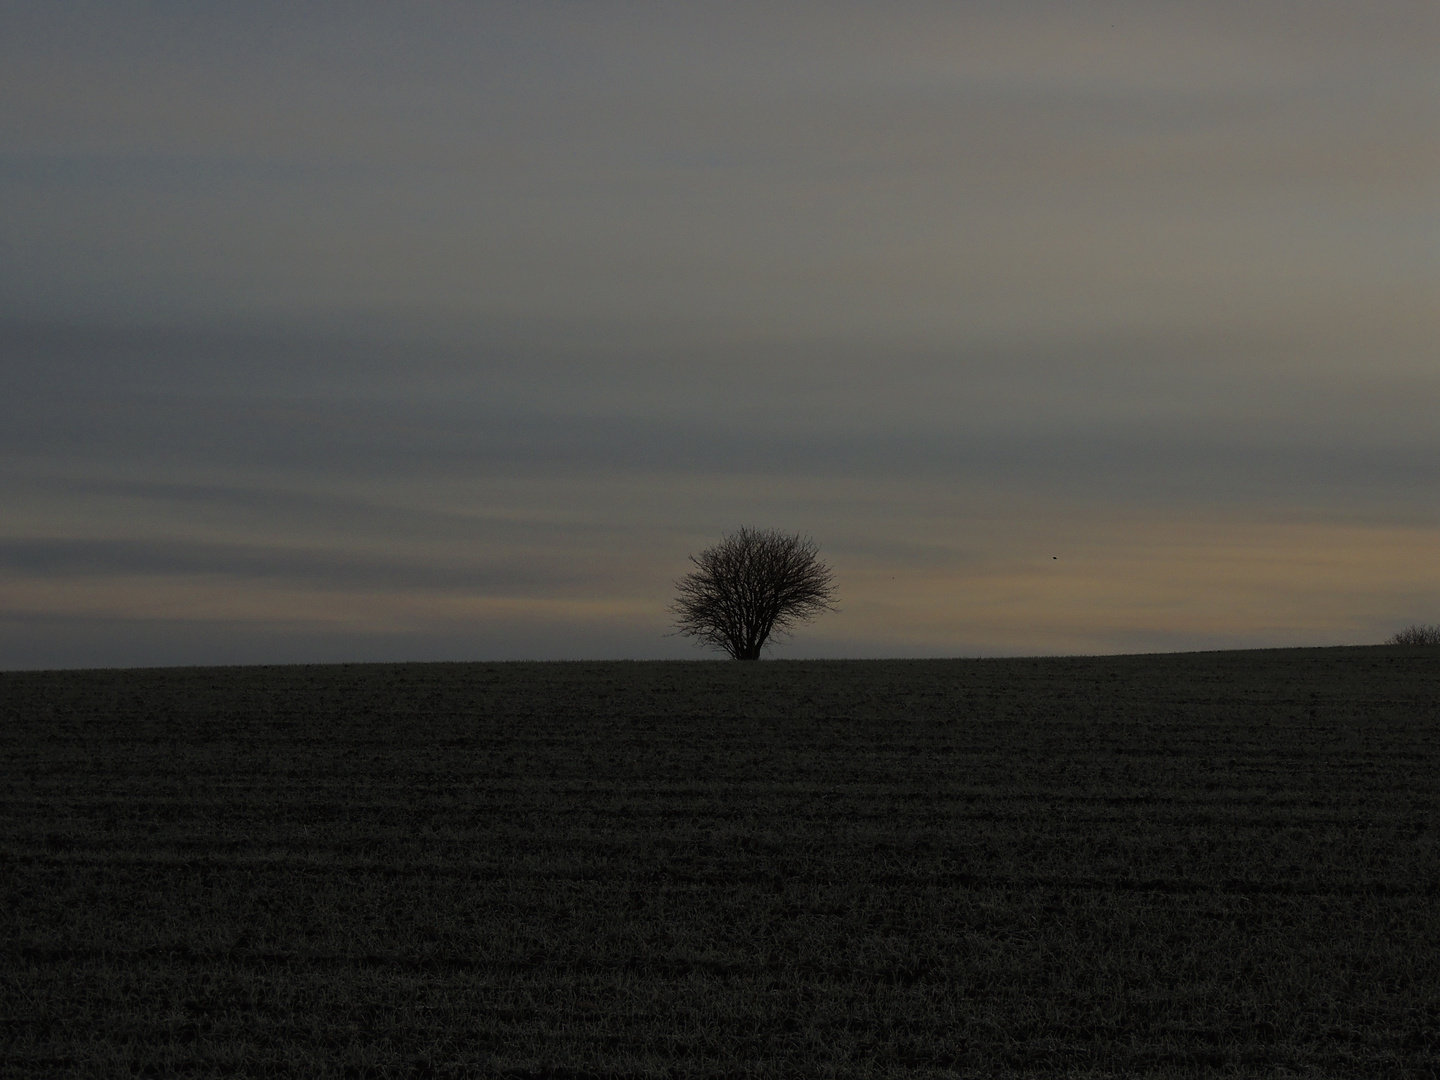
2, 2, 1433, 329
0, 537, 585, 593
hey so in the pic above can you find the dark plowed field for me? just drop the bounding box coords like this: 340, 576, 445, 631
3, 648, 1438, 1077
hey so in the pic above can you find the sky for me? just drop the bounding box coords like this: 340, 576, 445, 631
1, 1, 1436, 668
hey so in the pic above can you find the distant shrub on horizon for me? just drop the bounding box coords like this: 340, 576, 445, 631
1387, 623, 1440, 645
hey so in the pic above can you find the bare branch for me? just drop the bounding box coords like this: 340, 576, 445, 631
1388, 623, 1440, 645
670, 527, 837, 660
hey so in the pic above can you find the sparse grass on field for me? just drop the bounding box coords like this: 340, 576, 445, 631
1, 647, 1438, 1078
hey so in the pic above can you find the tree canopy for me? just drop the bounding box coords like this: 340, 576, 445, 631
671, 527, 837, 660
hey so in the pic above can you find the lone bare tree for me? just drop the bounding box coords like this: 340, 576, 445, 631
671, 527, 838, 660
